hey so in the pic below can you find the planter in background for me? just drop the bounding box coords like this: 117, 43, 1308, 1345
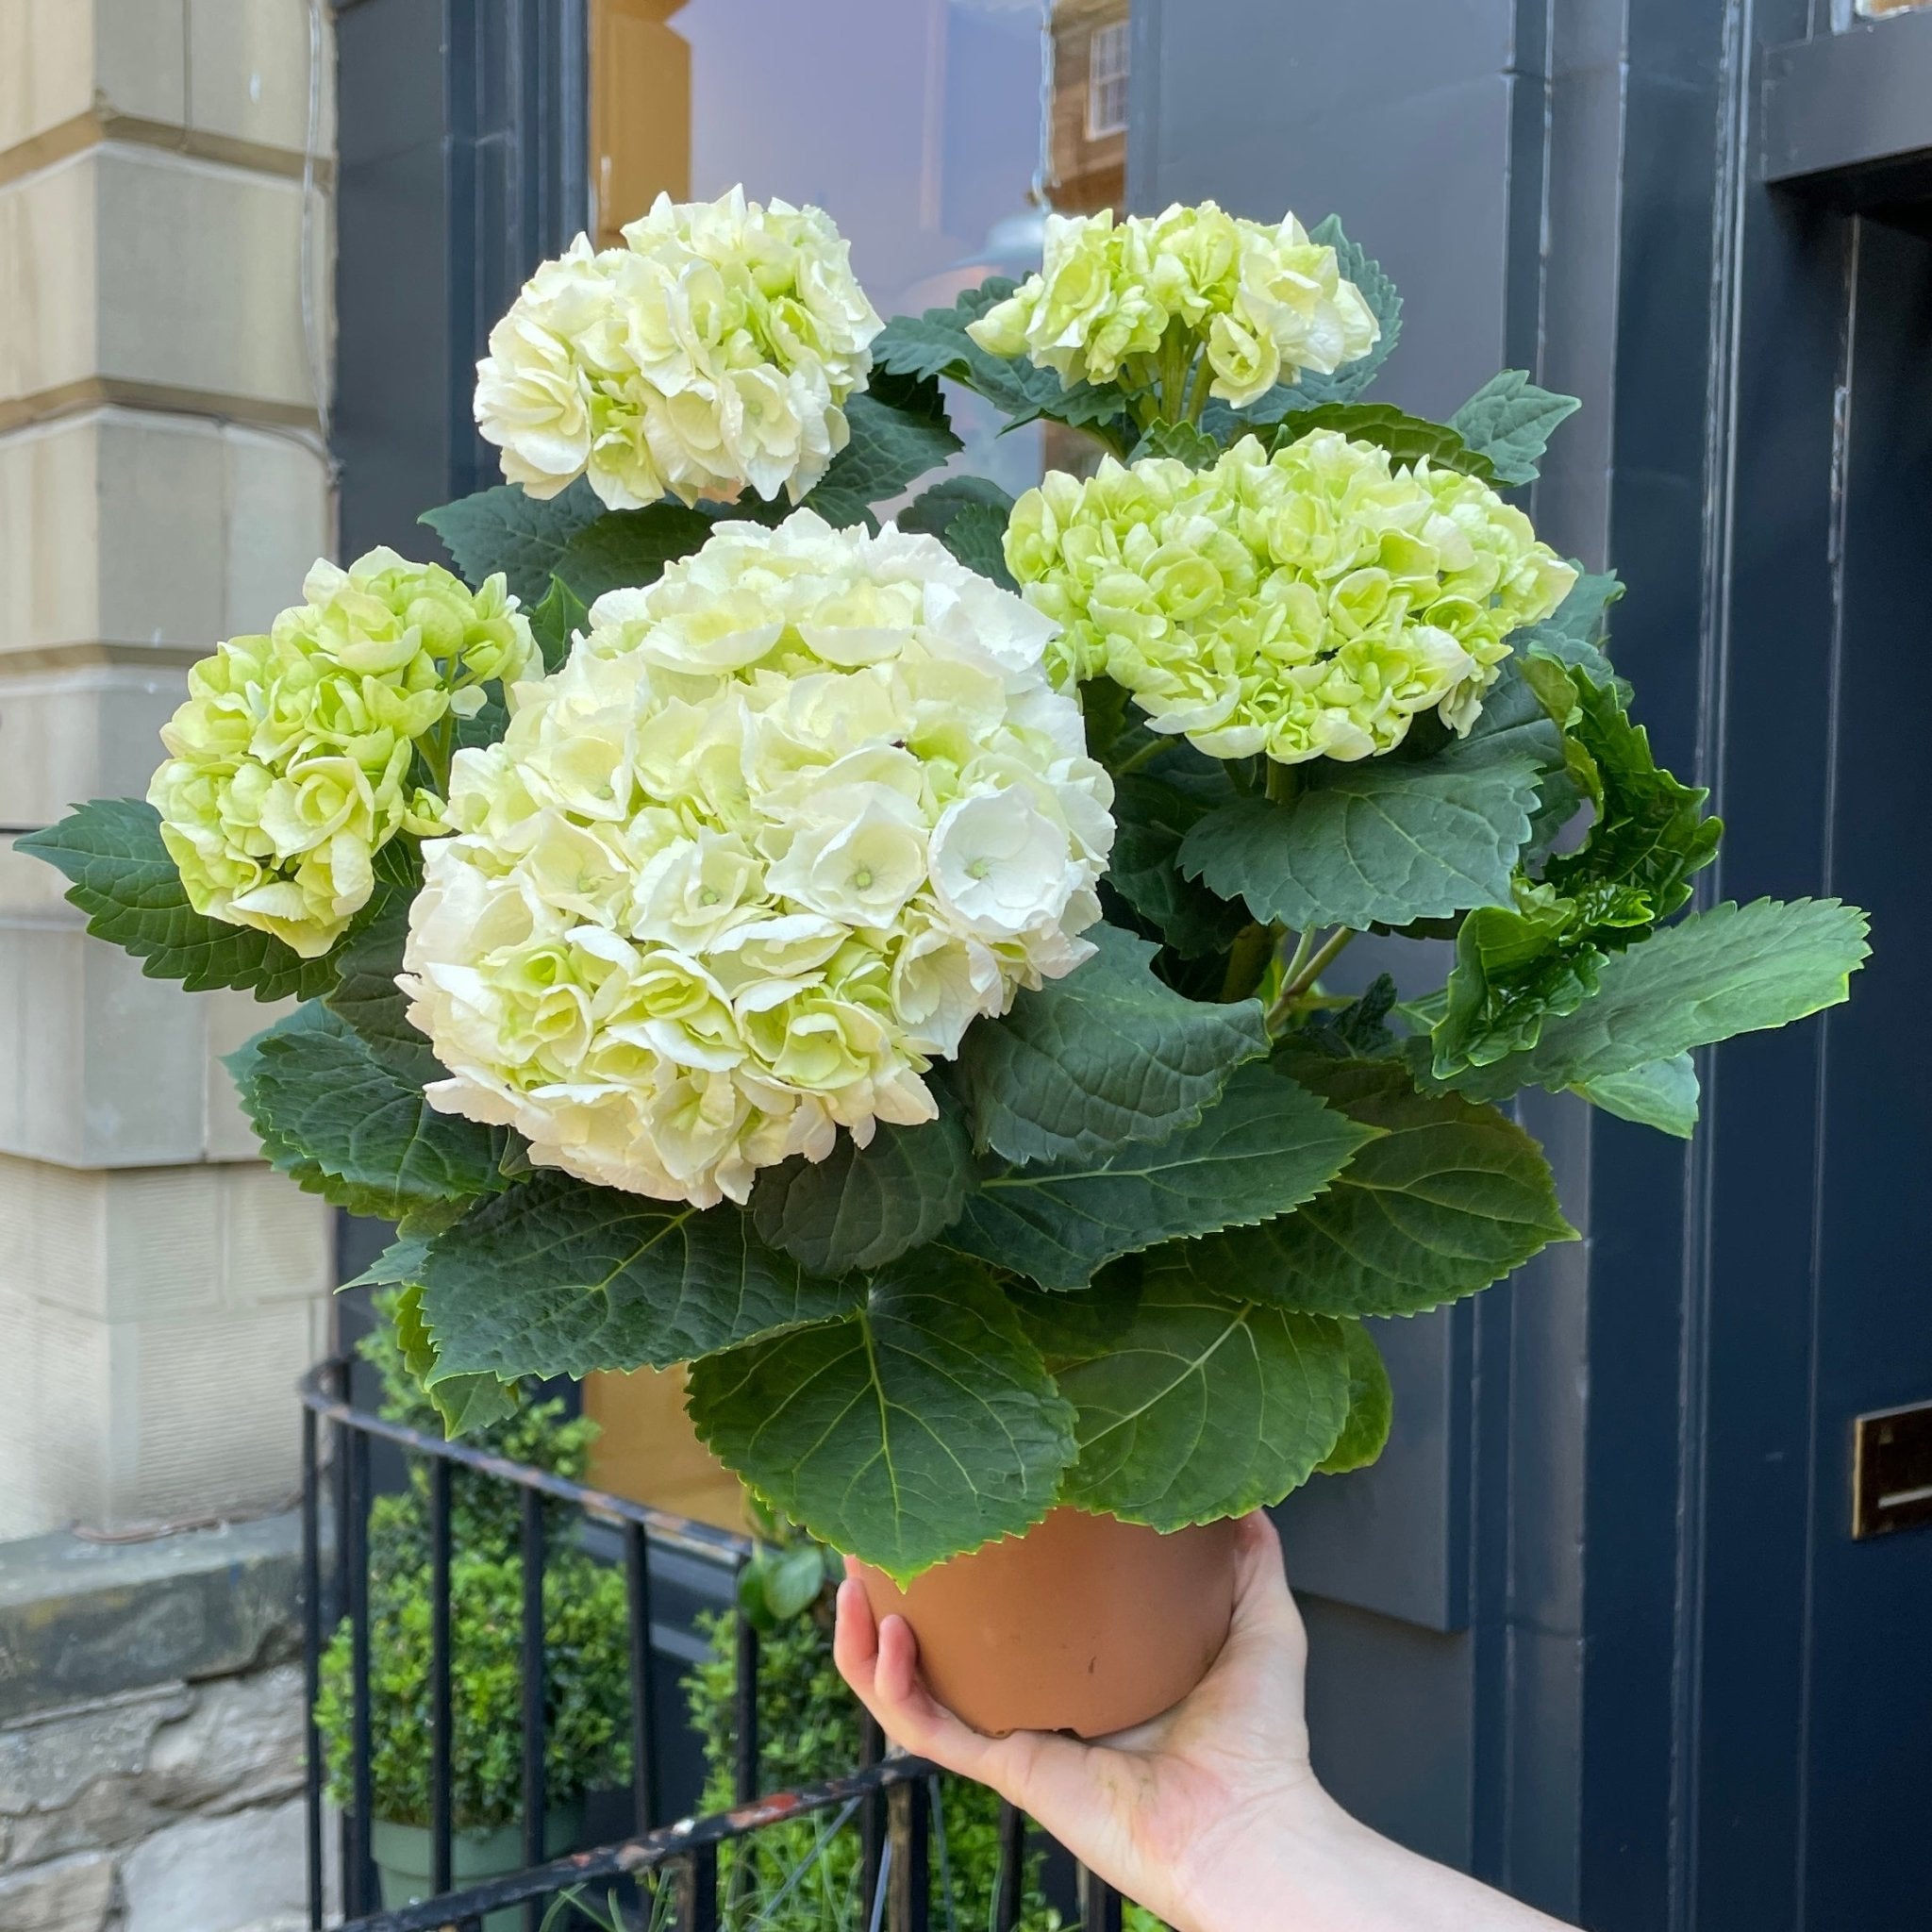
854, 1507, 1241, 1738
371, 1802, 584, 1932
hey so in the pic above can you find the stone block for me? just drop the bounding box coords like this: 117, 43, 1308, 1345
0, 1849, 117, 1932
0, 1, 96, 158
0, 147, 325, 416
0, 1517, 307, 1724
143, 1665, 304, 1816
118, 1795, 307, 1932
0, 1684, 192, 1814
188, 0, 336, 158
0, 912, 307, 1170
0, 151, 95, 402
0, 1160, 330, 1539
0, 660, 187, 831
0, 408, 330, 661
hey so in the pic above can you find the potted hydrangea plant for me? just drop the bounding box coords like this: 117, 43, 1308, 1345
24, 190, 1867, 1739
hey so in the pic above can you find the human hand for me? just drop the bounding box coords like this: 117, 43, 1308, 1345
834, 1511, 1574, 1932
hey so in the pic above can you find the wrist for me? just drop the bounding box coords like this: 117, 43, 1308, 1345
1166, 1776, 1357, 1932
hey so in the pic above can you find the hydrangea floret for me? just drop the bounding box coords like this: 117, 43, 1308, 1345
147, 548, 533, 958
474, 189, 883, 512
399, 510, 1113, 1208
1005, 430, 1577, 764
967, 203, 1379, 421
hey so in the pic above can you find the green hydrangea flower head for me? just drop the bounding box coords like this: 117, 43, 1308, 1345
148, 547, 534, 958
1005, 431, 1577, 764
967, 203, 1379, 408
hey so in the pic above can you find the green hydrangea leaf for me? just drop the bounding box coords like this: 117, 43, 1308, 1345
802, 380, 962, 529
322, 879, 434, 1077
1431, 889, 1610, 1074
872, 280, 1133, 446
386, 1280, 520, 1433
1273, 403, 1496, 481
896, 475, 1018, 585
1005, 1264, 1144, 1362
1511, 570, 1626, 699
947, 1058, 1376, 1291
527, 574, 591, 671
1181, 1049, 1575, 1317
1431, 670, 1722, 1074
1459, 660, 1582, 858
941, 503, 1020, 588
1575, 1052, 1701, 1137
1315, 1320, 1394, 1474
750, 1101, 976, 1275
1129, 420, 1223, 468
956, 924, 1269, 1166
342, 1231, 435, 1291
1107, 771, 1251, 960
1424, 897, 1869, 1106
1050, 1261, 1353, 1527
898, 473, 1015, 537
419, 1170, 862, 1381
1450, 372, 1581, 487
686, 1252, 1076, 1578
1178, 742, 1544, 932
1544, 672, 1723, 920
17, 799, 341, 1001
421, 477, 606, 606
232, 1004, 506, 1219
555, 502, 719, 605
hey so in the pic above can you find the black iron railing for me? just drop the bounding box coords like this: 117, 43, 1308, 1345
300, 1358, 1129, 1930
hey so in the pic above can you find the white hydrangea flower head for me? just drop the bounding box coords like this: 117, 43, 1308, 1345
401, 510, 1115, 1208
1005, 431, 1577, 764
967, 203, 1380, 406
474, 189, 884, 512
148, 548, 534, 958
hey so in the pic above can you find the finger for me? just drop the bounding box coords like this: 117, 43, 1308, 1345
832, 1577, 881, 1700
835, 1589, 1100, 1819
1225, 1510, 1303, 1646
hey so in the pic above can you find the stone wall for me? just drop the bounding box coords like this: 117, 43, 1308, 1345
1, 5, 341, 1927
0, 1670, 308, 1932
0, 1511, 319, 1932
0, 0, 338, 1539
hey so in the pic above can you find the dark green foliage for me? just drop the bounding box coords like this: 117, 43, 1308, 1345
18, 800, 346, 1001
422, 478, 606, 606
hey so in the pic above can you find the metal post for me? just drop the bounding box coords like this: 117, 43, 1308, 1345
677, 1843, 721, 1932
859, 1711, 887, 1912
1078, 1866, 1124, 1932
429, 1456, 454, 1897
887, 1771, 932, 1932
624, 1520, 659, 1832
519, 1486, 548, 1932
994, 1800, 1025, 1931
300, 1406, 324, 1931
733, 1606, 761, 1805
347, 1425, 375, 1918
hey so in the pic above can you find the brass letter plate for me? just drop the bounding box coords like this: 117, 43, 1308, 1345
1852, 1402, 1932, 1540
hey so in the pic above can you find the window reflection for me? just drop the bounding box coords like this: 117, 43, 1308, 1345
589, 0, 1132, 498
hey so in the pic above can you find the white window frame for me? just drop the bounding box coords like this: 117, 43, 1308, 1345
1085, 19, 1130, 141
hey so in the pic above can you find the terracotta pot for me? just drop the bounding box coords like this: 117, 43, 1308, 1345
853, 1507, 1241, 1738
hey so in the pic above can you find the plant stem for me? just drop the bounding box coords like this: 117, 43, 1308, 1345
1281, 927, 1356, 1004
1220, 923, 1278, 1003
1111, 736, 1169, 778
1182, 351, 1214, 425
1264, 927, 1358, 1031
1264, 761, 1301, 806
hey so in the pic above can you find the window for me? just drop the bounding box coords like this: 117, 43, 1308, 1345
1086, 19, 1130, 141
